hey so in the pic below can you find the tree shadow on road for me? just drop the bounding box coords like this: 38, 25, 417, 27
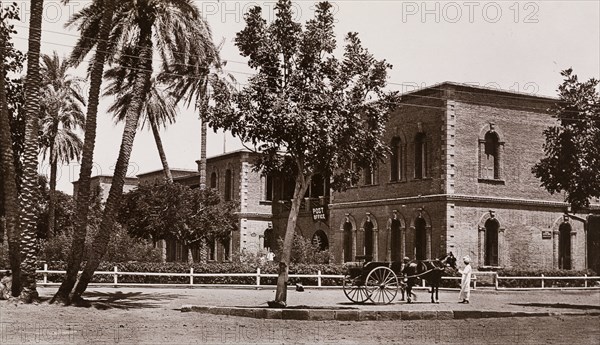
510, 302, 600, 310
79, 291, 182, 310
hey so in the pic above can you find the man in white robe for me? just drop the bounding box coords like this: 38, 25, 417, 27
459, 255, 472, 303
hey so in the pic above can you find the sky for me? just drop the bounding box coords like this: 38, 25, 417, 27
7, 0, 600, 194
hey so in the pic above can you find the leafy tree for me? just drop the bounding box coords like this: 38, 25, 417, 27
164, 41, 236, 262
207, 0, 397, 306
118, 182, 237, 264
53, 0, 116, 305
533, 69, 600, 211
0, 1, 25, 297
39, 51, 85, 239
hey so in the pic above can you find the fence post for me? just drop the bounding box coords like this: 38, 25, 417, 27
257, 267, 261, 287
114, 266, 118, 286
190, 267, 194, 286
473, 274, 476, 290
422, 279, 426, 287
494, 272, 499, 290
584, 274, 587, 288
541, 274, 544, 289
318, 270, 322, 287
43, 263, 48, 285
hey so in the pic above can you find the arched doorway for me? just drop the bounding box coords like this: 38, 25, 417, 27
415, 217, 427, 260
390, 218, 402, 261
343, 222, 353, 262
588, 215, 600, 275
364, 220, 374, 258
485, 218, 499, 266
559, 222, 572, 269
263, 227, 274, 251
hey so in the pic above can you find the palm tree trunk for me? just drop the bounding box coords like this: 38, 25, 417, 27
0, 36, 22, 297
18, 0, 45, 303
47, 145, 57, 239
195, 119, 209, 262
199, 119, 207, 189
273, 171, 311, 306
71, 42, 153, 302
149, 118, 173, 182
199, 237, 208, 264
52, 0, 116, 305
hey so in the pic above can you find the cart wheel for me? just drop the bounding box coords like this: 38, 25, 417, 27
342, 275, 371, 304
366, 266, 399, 304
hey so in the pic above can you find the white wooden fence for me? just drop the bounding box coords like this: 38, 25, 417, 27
494, 274, 600, 290
2, 265, 599, 290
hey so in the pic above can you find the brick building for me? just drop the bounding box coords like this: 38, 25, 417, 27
73, 152, 274, 263
72, 175, 138, 203
271, 82, 600, 273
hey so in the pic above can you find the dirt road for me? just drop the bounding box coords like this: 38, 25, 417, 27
0, 287, 598, 344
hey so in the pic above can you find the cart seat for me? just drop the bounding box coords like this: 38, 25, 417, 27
354, 255, 373, 262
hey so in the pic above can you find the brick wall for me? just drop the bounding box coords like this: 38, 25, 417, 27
452, 203, 586, 270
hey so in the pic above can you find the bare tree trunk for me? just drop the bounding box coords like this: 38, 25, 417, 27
273, 171, 311, 306
0, 36, 21, 297
52, 0, 116, 305
18, 0, 45, 303
71, 42, 153, 303
47, 145, 57, 239
150, 118, 173, 182
187, 246, 194, 265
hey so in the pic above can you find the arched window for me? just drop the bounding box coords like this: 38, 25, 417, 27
559, 223, 572, 269
415, 217, 427, 260
390, 137, 402, 182
209, 238, 217, 261
225, 169, 232, 201
312, 230, 329, 251
343, 222, 353, 262
481, 131, 500, 179
414, 133, 427, 179
222, 237, 231, 261
485, 218, 499, 266
364, 221, 374, 258
364, 166, 374, 185
210, 172, 217, 189
390, 218, 402, 261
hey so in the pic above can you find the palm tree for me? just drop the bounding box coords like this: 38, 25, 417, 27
52, 0, 116, 305
18, 0, 44, 303
104, 62, 177, 182
0, 3, 22, 297
165, 45, 236, 264
39, 52, 85, 239
70, 0, 217, 301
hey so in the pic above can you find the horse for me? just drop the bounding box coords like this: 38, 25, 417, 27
401, 252, 457, 303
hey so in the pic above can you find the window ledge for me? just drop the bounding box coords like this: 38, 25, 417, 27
478, 266, 504, 270
387, 180, 407, 184
478, 178, 505, 185
412, 177, 433, 181
259, 201, 272, 205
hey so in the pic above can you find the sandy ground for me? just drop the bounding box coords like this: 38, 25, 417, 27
0, 286, 598, 345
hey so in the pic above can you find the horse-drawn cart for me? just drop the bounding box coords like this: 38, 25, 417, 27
342, 256, 405, 304
342, 253, 456, 304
